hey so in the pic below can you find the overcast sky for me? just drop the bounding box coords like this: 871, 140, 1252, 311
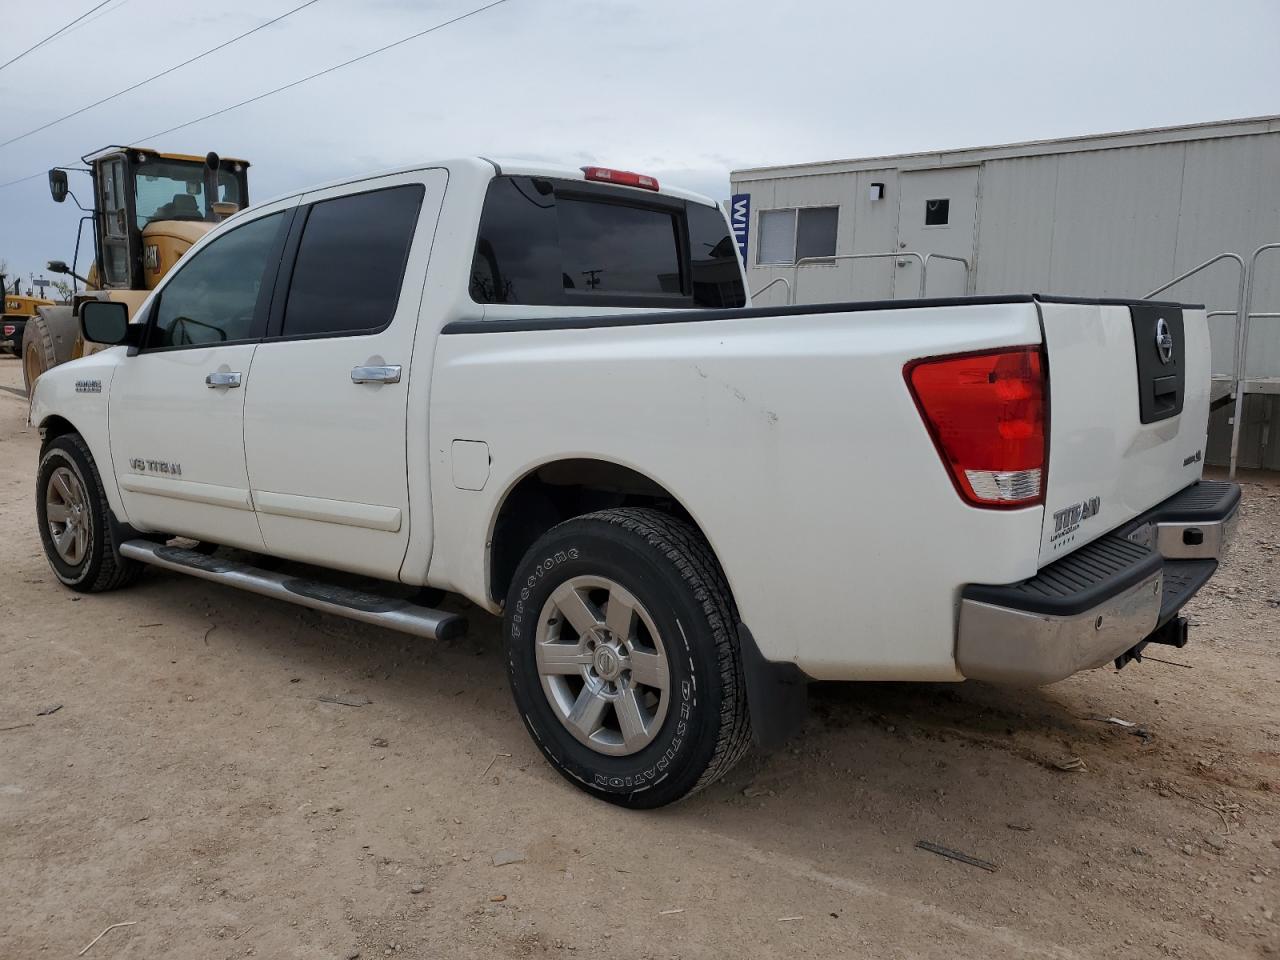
1, 0, 1278, 288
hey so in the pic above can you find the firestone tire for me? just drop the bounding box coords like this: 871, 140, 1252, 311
504, 508, 751, 808
36, 434, 143, 593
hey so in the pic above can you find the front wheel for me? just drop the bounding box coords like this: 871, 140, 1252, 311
504, 508, 751, 808
36, 434, 142, 592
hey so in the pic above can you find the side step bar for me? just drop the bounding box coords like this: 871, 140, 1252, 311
119, 540, 466, 641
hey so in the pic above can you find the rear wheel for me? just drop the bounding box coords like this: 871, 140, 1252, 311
504, 508, 751, 808
36, 434, 142, 592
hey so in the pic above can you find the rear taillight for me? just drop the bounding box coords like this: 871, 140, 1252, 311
2, 324, 13, 336
905, 346, 1047, 508
581, 166, 660, 191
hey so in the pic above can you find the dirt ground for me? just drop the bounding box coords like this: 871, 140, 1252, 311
0, 356, 1277, 960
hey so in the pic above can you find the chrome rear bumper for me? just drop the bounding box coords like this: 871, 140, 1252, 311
957, 480, 1239, 685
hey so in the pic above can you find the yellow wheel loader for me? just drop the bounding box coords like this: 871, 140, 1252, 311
1, 273, 54, 360
22, 146, 250, 397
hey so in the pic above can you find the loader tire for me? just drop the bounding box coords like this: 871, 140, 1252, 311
22, 305, 78, 398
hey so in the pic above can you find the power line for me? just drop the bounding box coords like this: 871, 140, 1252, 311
139, 0, 514, 143
0, 0, 116, 73
0, 0, 515, 192
0, 0, 324, 150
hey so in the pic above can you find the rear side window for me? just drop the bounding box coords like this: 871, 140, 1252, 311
281, 184, 424, 338
470, 176, 744, 309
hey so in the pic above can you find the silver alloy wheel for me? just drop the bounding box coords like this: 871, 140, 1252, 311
534, 575, 671, 757
45, 465, 90, 566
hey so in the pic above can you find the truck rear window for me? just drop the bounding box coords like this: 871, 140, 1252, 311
470, 175, 744, 309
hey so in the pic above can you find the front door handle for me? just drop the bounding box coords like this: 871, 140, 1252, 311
206, 371, 242, 388
351, 365, 401, 384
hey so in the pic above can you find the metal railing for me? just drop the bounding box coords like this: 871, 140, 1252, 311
1144, 251, 1248, 388
1144, 245, 1280, 476
749, 276, 792, 305
1229, 243, 1280, 475
786, 250, 971, 304
923, 253, 973, 295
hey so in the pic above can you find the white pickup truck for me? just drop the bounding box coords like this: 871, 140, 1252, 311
29, 158, 1240, 807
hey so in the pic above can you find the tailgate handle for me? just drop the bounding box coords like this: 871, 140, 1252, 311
1152, 374, 1179, 410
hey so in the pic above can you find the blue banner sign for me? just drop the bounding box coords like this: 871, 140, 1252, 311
730, 193, 750, 263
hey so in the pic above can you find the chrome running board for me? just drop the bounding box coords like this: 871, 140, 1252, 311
119, 540, 466, 641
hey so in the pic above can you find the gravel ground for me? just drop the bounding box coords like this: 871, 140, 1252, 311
0, 355, 1277, 959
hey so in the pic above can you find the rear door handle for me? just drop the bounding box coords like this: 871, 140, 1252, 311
205, 371, 242, 388
351, 365, 401, 384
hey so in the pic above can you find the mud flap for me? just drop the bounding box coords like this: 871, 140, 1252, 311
737, 622, 808, 750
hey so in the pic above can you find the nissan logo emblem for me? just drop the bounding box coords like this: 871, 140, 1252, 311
1155, 318, 1174, 365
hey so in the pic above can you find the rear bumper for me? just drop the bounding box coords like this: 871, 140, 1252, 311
957, 480, 1240, 685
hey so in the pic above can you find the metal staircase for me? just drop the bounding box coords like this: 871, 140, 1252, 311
1144, 243, 1280, 477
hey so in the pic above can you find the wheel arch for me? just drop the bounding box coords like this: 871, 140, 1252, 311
36, 412, 132, 528
486, 456, 808, 752
485, 456, 734, 610
37, 413, 79, 447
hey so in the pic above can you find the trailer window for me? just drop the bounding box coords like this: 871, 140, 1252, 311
757, 206, 838, 264
924, 198, 950, 226
757, 209, 796, 264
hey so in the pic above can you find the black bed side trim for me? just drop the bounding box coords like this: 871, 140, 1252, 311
1036, 294, 1205, 310
441, 293, 1202, 335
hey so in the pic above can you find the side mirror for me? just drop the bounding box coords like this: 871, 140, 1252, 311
80, 300, 132, 346
49, 169, 68, 204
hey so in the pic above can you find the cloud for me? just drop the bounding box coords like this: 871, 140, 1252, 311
1, 0, 1277, 285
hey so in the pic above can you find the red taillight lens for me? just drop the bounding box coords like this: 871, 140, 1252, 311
905, 347, 1047, 508
2, 324, 13, 336
581, 166, 660, 191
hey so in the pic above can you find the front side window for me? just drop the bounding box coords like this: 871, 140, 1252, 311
470, 176, 743, 309
148, 212, 283, 348
280, 184, 424, 338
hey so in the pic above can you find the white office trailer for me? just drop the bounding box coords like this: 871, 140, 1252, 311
730, 115, 1280, 470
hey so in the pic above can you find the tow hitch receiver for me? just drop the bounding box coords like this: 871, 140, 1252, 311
1115, 615, 1189, 670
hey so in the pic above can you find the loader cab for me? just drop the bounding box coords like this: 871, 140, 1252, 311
80, 146, 250, 290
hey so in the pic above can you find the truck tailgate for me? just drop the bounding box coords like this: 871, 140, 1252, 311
1037, 298, 1211, 566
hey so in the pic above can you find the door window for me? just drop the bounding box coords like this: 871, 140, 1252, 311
147, 212, 284, 349
280, 184, 424, 338
100, 157, 131, 285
